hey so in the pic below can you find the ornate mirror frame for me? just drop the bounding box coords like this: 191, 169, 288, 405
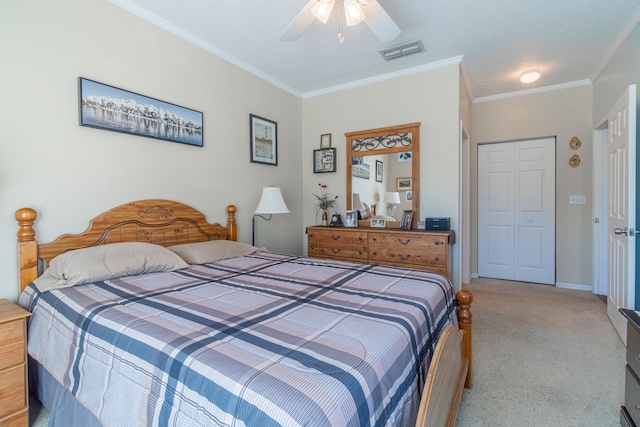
345, 122, 420, 228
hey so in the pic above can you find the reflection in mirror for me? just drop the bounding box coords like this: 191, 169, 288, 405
345, 123, 420, 228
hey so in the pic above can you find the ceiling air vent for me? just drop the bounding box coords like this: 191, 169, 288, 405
379, 40, 424, 62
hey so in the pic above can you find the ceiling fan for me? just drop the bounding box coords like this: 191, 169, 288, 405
279, 0, 401, 43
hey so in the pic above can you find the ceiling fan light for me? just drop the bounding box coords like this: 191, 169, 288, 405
357, 0, 371, 5
520, 69, 541, 83
311, 0, 335, 24
344, 0, 365, 26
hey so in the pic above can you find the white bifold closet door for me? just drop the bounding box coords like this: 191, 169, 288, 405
478, 138, 556, 285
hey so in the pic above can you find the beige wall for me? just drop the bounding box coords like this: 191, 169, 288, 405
471, 85, 594, 287
0, 0, 303, 301
593, 24, 640, 123
302, 64, 463, 287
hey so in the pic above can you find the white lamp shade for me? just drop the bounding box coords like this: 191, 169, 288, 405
254, 187, 290, 214
344, 0, 365, 26
311, 0, 335, 24
384, 192, 401, 204
352, 193, 365, 210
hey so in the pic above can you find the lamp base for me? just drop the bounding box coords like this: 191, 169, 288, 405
387, 205, 396, 218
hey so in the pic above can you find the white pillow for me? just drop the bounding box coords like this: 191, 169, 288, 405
168, 240, 262, 264
33, 242, 188, 292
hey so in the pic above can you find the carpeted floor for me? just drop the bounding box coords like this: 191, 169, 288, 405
456, 278, 626, 427
29, 278, 626, 426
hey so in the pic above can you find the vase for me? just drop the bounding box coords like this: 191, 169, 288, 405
321, 210, 329, 226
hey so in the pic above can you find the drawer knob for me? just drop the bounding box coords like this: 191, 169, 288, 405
359, 236, 364, 241
309, 233, 314, 237
331, 234, 341, 240
399, 254, 410, 260
372, 251, 377, 255
398, 238, 410, 245
434, 256, 440, 261
435, 241, 440, 245
332, 248, 341, 253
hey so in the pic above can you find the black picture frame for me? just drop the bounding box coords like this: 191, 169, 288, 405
314, 148, 336, 173
250, 114, 278, 166
376, 160, 383, 182
78, 77, 203, 147
400, 210, 414, 230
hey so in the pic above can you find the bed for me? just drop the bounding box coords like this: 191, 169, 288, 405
15, 199, 472, 427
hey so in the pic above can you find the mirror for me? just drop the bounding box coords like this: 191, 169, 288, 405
345, 122, 420, 228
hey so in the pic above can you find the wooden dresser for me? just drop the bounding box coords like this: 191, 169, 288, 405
0, 300, 30, 427
306, 226, 455, 280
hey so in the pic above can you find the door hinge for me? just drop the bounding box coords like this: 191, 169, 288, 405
594, 218, 600, 223
631, 228, 636, 237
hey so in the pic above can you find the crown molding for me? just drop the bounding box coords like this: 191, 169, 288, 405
591, 6, 640, 82
301, 56, 464, 99
107, 0, 303, 98
473, 79, 592, 104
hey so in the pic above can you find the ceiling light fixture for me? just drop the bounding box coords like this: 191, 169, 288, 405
520, 69, 541, 84
311, 0, 370, 42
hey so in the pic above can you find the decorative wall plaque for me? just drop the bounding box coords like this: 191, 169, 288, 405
569, 154, 581, 168
569, 137, 581, 150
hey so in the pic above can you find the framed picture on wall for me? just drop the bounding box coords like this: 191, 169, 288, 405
397, 178, 412, 191
314, 148, 336, 173
250, 114, 278, 165
375, 160, 383, 182
321, 133, 331, 148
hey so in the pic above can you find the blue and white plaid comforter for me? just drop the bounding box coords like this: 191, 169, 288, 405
19, 252, 457, 427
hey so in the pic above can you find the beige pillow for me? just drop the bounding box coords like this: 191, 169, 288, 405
33, 242, 188, 292
168, 240, 262, 264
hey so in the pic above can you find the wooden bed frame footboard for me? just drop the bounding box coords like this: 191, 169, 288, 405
15, 198, 472, 390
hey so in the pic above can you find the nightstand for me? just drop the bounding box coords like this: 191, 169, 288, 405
0, 299, 31, 427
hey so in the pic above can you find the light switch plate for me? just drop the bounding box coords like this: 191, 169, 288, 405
569, 195, 586, 205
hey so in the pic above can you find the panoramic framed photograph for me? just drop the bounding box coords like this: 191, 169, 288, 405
314, 148, 336, 173
397, 177, 412, 191
371, 218, 386, 228
321, 133, 332, 148
352, 163, 370, 180
78, 77, 203, 147
344, 210, 358, 227
400, 210, 414, 230
250, 114, 278, 165
375, 160, 383, 182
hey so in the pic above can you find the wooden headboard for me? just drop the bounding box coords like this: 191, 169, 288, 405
16, 199, 237, 292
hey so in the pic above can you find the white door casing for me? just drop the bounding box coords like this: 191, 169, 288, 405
607, 84, 637, 345
478, 138, 556, 284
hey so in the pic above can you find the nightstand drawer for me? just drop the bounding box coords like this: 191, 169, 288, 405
0, 319, 25, 371
0, 364, 26, 419
628, 325, 640, 376
626, 364, 640, 427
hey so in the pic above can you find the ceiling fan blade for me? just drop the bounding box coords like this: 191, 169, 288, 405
279, 0, 318, 42
363, 0, 401, 43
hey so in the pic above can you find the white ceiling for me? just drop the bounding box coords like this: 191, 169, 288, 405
110, 0, 640, 101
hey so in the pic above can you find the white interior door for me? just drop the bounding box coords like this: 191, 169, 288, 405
478, 138, 556, 284
607, 84, 637, 345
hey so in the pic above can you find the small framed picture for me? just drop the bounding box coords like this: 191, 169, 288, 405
345, 210, 358, 227
250, 114, 277, 166
400, 210, 414, 230
398, 152, 412, 162
314, 148, 336, 173
417, 221, 426, 230
371, 218, 386, 228
397, 178, 412, 191
406, 191, 413, 201
375, 160, 383, 183
321, 133, 332, 148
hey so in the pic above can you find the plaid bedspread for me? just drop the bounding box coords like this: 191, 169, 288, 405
19, 252, 458, 427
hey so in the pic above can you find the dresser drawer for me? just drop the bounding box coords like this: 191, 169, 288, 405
0, 364, 26, 419
0, 319, 25, 371
308, 229, 368, 260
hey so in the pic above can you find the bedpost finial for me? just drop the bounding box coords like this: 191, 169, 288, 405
16, 208, 37, 242
456, 289, 473, 324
